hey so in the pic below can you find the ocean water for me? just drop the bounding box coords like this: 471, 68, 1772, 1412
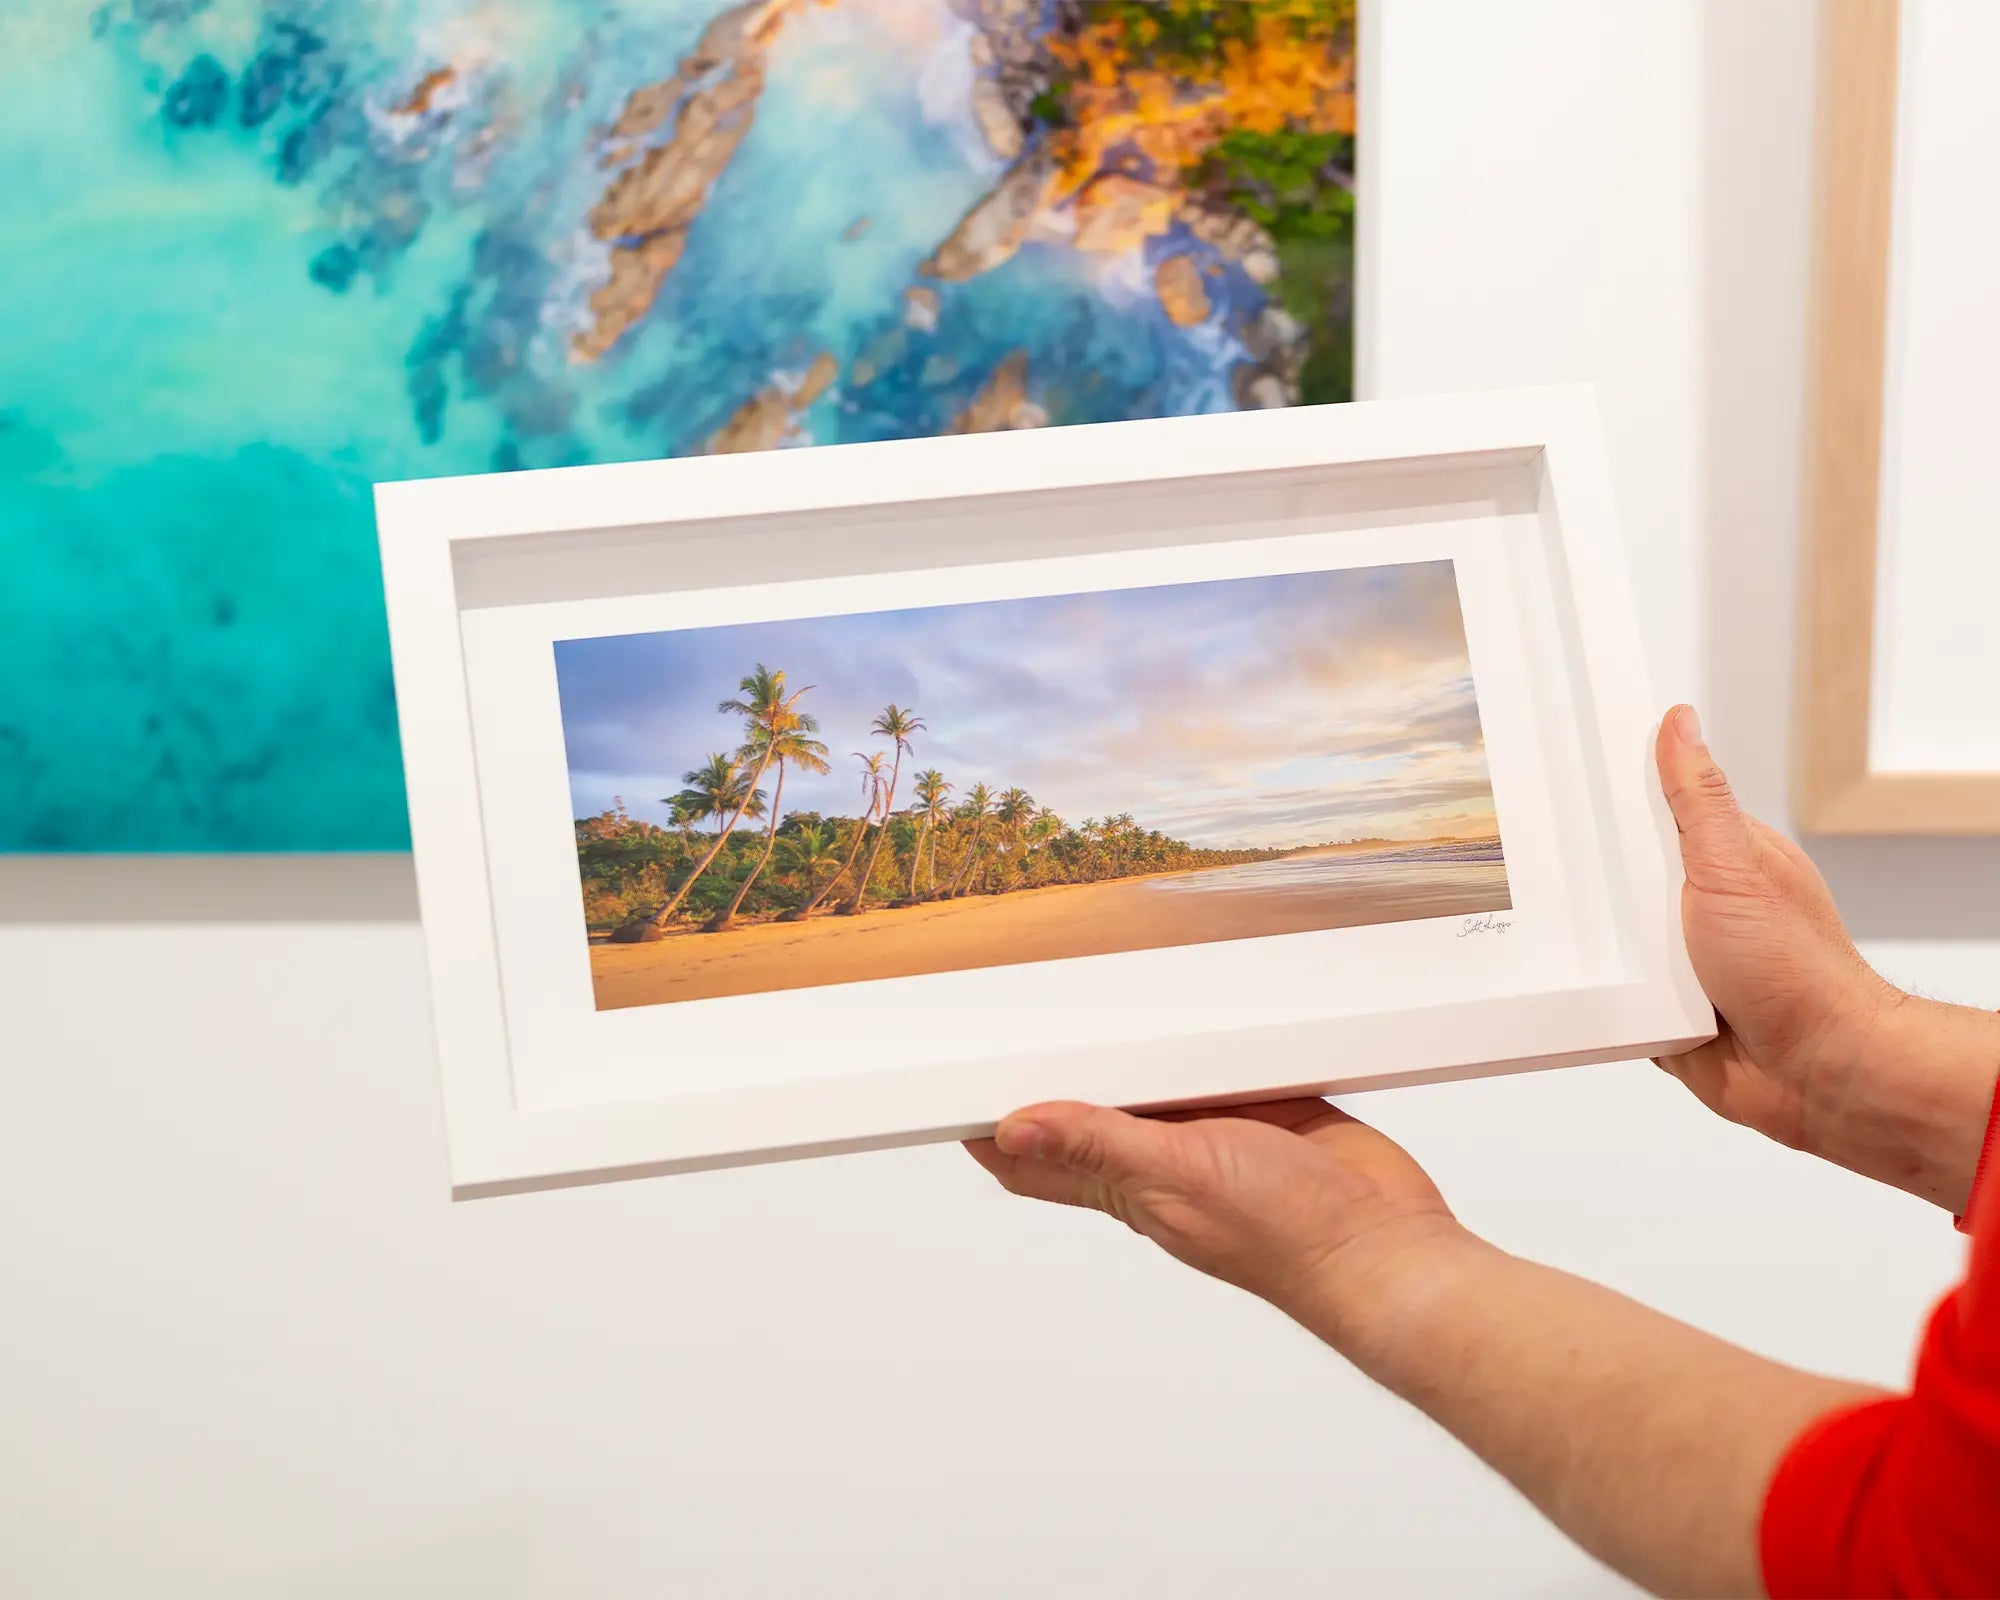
1147, 839, 1511, 902
0, 0, 1277, 850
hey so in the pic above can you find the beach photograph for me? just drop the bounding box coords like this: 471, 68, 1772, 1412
555, 558, 1508, 1010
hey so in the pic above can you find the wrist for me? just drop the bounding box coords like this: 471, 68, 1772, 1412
1277, 1205, 1492, 1364
1817, 987, 2000, 1212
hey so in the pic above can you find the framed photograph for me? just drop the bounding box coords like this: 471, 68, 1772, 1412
1797, 0, 2000, 833
378, 388, 1711, 1197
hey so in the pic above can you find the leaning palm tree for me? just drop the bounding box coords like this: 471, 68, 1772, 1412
610, 754, 763, 938
798, 750, 890, 916
705, 697, 830, 932
645, 664, 804, 929
942, 781, 995, 898
842, 704, 925, 914
907, 768, 951, 898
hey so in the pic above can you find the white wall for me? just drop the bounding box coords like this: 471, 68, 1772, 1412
4, 5, 1994, 1596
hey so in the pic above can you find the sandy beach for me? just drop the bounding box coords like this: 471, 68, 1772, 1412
589, 847, 1511, 1009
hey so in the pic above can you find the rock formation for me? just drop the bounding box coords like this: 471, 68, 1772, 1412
947, 350, 1044, 433
1154, 254, 1210, 326
573, 0, 805, 362
918, 149, 1057, 282
706, 351, 839, 453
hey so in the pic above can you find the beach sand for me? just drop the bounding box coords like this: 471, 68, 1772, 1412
588, 855, 1512, 1010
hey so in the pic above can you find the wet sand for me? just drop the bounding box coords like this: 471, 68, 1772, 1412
589, 857, 1511, 1010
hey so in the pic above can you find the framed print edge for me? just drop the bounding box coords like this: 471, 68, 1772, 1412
1795, 0, 2000, 835
379, 388, 1716, 1199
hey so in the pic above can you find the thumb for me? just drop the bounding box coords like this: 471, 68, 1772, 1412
995, 1102, 1181, 1190
1655, 705, 1760, 894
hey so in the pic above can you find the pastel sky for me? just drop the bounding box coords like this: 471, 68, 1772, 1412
553, 560, 1499, 849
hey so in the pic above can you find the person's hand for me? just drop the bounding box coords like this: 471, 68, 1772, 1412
964, 1098, 1460, 1319
1656, 704, 1998, 1209
1653, 703, 1893, 1150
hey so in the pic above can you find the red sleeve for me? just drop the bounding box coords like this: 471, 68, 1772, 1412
1760, 1080, 2000, 1598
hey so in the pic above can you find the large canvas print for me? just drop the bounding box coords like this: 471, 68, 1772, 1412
0, 0, 1359, 851
555, 560, 1508, 1010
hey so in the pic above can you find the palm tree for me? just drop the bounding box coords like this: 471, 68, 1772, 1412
908, 768, 951, 897
842, 704, 925, 914
611, 754, 764, 937
799, 750, 890, 916
668, 754, 759, 836
1026, 806, 1062, 885
993, 786, 1036, 889
644, 665, 801, 929
942, 781, 995, 897
705, 692, 830, 931
779, 821, 838, 904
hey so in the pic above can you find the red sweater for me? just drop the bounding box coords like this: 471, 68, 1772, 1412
1761, 1082, 2000, 1597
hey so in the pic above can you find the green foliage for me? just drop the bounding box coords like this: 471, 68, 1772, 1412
1199, 127, 1354, 240
1086, 0, 1341, 69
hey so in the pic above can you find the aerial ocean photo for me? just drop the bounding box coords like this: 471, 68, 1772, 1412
0, 0, 1357, 849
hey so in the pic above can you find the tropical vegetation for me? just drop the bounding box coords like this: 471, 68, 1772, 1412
1033, 0, 1358, 404
588, 664, 1283, 941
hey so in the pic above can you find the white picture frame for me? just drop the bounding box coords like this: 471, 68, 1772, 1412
377, 385, 1712, 1199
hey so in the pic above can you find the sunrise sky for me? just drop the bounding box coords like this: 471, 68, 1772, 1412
554, 560, 1499, 849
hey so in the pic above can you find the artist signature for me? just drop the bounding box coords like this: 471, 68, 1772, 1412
1458, 913, 1513, 937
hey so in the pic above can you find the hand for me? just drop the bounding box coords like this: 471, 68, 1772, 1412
965, 1098, 1460, 1320
1656, 704, 1998, 1209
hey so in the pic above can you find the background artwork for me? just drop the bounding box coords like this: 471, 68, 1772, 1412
0, 0, 1359, 852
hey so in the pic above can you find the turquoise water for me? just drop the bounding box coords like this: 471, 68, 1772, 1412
0, 0, 1279, 850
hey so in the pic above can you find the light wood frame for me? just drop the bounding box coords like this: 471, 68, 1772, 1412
1797, 0, 2000, 833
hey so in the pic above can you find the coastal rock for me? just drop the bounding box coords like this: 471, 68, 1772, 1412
576, 230, 689, 362
920, 149, 1056, 281
794, 350, 839, 407
1243, 305, 1309, 382
1154, 254, 1210, 326
1232, 303, 1310, 411
971, 75, 1024, 160
573, 0, 806, 361
948, 350, 1043, 434
1181, 200, 1278, 270
903, 284, 940, 333
1071, 173, 1175, 255
1233, 369, 1292, 410
707, 352, 838, 453
709, 390, 793, 453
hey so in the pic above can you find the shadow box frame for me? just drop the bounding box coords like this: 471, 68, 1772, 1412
377, 386, 1712, 1199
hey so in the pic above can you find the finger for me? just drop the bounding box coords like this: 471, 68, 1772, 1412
963, 1137, 1107, 1211
1148, 1097, 1343, 1133
996, 1101, 1182, 1189
1655, 705, 1761, 895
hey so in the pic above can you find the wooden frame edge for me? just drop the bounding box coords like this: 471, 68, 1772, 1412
1794, 0, 2000, 835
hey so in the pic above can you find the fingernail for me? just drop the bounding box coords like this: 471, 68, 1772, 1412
1675, 705, 1705, 749
996, 1119, 1050, 1160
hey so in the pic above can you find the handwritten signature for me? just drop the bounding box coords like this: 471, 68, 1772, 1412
1458, 913, 1513, 937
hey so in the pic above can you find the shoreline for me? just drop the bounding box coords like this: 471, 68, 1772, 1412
588, 854, 1510, 1011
